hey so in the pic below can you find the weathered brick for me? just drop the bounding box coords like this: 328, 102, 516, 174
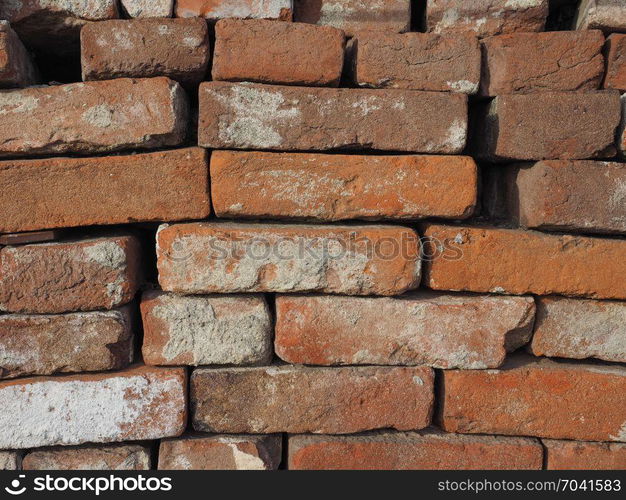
0, 21, 38, 88
289, 431, 543, 470
176, 0, 293, 20
23, 444, 151, 470
210, 151, 477, 221
191, 365, 434, 434
0, 236, 141, 314
0, 0, 119, 51
0, 365, 186, 449
0, 451, 21, 470
121, 0, 174, 18
531, 297, 626, 363
544, 440, 626, 470
422, 224, 626, 300
605, 34, 626, 91
576, 0, 626, 32
275, 292, 535, 369
427, 0, 548, 38
503, 161, 626, 234
199, 82, 467, 153
212, 19, 344, 87
353, 32, 480, 93
157, 222, 421, 296
0, 77, 188, 158
473, 92, 620, 161
480, 31, 605, 96
141, 291, 272, 366
440, 355, 626, 442
620, 94, 626, 157
81, 19, 209, 85
0, 148, 210, 234
159, 435, 281, 470
294, 0, 410, 36
0, 308, 134, 379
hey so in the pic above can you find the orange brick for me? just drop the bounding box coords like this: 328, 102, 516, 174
544, 440, 626, 470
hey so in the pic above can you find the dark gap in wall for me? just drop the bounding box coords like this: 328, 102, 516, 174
411, 0, 427, 32
432, 369, 444, 428
32, 49, 82, 84
280, 433, 289, 470
546, 0, 580, 31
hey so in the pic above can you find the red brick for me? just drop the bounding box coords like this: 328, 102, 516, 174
575, 0, 626, 33
441, 355, 626, 442
176, 0, 292, 20
191, 365, 434, 434
422, 224, 626, 300
427, 0, 548, 38
199, 82, 467, 153
159, 435, 281, 470
210, 151, 477, 221
81, 19, 210, 85
531, 296, 626, 363
213, 19, 344, 87
503, 161, 626, 234
544, 440, 626, 470
0, 148, 210, 234
289, 431, 543, 470
0, 77, 188, 158
473, 91, 620, 161
0, 308, 134, 379
0, 236, 141, 314
141, 291, 272, 366
0, 365, 187, 449
275, 292, 535, 369
353, 32, 480, 93
157, 222, 421, 296
23, 444, 151, 470
294, 0, 410, 36
480, 31, 604, 96
0, 21, 37, 88
605, 34, 626, 91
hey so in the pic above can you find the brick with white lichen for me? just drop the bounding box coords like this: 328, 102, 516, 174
176, 0, 293, 20
121, 0, 174, 18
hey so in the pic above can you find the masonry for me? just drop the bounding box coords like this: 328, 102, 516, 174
0, 0, 625, 471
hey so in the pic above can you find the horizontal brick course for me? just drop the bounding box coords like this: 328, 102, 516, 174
210, 151, 477, 221
576, 0, 626, 32
0, 148, 210, 234
199, 82, 468, 153
544, 440, 626, 470
191, 365, 434, 434
23, 444, 151, 470
275, 293, 535, 369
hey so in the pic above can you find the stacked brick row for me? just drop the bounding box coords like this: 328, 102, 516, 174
0, 0, 626, 470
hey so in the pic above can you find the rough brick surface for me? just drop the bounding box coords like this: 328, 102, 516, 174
422, 224, 626, 300
0, 148, 210, 234
210, 151, 477, 221
0, 308, 134, 379
289, 431, 543, 470
0, 77, 188, 158
0, 365, 186, 449
531, 297, 626, 363
473, 91, 620, 161
213, 19, 344, 87
141, 291, 272, 366
159, 435, 281, 470
427, 0, 548, 38
504, 161, 626, 234
157, 222, 421, 296
605, 34, 626, 91
294, 0, 410, 36
576, 0, 626, 32
0, 21, 38, 88
23, 444, 151, 470
353, 32, 480, 93
191, 365, 434, 434
199, 82, 467, 153
0, 236, 141, 314
176, 0, 293, 20
81, 19, 209, 85
544, 440, 626, 470
480, 31, 605, 96
621, 95, 626, 157
440, 355, 626, 442
0, 452, 21, 470
275, 293, 535, 369
121, 0, 174, 18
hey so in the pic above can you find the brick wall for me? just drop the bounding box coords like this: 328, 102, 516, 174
0, 0, 625, 471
